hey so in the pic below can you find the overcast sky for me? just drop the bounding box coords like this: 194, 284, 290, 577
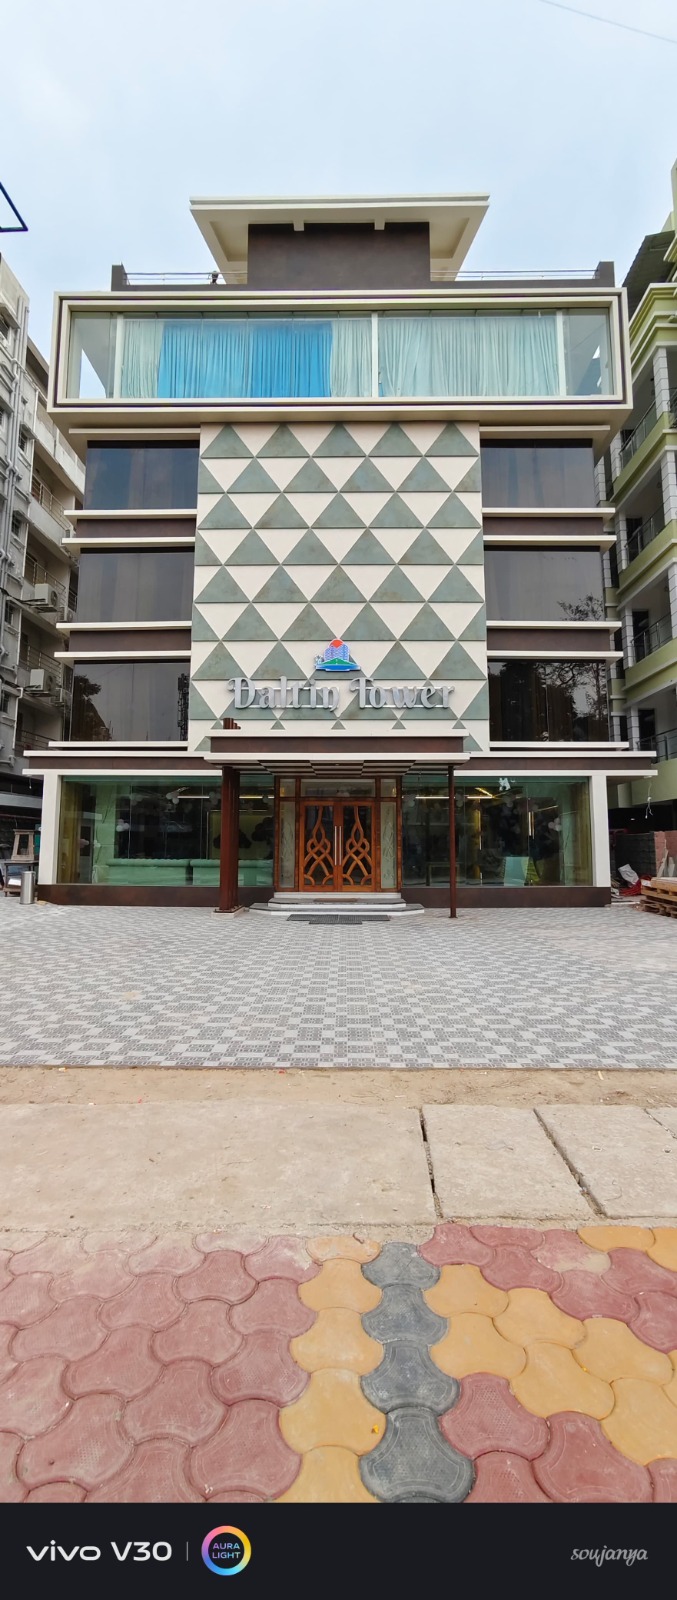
3, 0, 677, 356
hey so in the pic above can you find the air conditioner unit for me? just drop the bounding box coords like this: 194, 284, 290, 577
31, 584, 60, 611
28, 667, 59, 695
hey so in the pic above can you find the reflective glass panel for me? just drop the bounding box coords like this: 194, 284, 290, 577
85, 443, 198, 510
70, 661, 190, 742
485, 548, 605, 621
488, 660, 609, 741
77, 549, 193, 622
481, 442, 596, 507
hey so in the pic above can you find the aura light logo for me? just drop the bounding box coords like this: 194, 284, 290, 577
314, 639, 360, 672
201, 1527, 251, 1576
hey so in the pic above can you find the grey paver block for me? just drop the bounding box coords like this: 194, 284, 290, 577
363, 1286, 446, 1345
0, 1102, 434, 1230
363, 1242, 439, 1289
362, 1343, 459, 1414
423, 1105, 591, 1219
539, 1106, 677, 1218
360, 1406, 474, 1502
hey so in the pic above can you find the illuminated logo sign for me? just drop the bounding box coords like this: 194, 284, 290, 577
314, 639, 360, 673
201, 1527, 251, 1576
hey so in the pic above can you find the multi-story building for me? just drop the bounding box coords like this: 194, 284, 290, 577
26, 194, 652, 910
606, 161, 677, 833
0, 254, 84, 853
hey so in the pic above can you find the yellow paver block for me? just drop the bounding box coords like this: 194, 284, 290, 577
425, 1264, 508, 1319
578, 1226, 655, 1254
307, 1236, 380, 1263
280, 1368, 384, 1455
663, 1356, 677, 1407
603, 1378, 677, 1464
299, 1259, 381, 1313
512, 1341, 614, 1420
573, 1319, 673, 1385
495, 1288, 583, 1349
647, 1229, 677, 1272
431, 1313, 525, 1381
279, 1446, 377, 1502
291, 1308, 382, 1374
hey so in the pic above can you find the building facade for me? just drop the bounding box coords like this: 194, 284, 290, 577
27, 195, 652, 908
0, 254, 84, 854
606, 161, 677, 831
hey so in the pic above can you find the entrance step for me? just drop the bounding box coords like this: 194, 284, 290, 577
250, 892, 424, 919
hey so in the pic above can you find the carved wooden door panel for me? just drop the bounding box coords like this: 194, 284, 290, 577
301, 803, 338, 889
339, 802, 374, 890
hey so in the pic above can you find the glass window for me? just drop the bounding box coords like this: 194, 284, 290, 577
77, 550, 193, 623
84, 443, 198, 510
70, 661, 190, 741
485, 548, 605, 621
401, 772, 592, 887
481, 442, 596, 508
488, 659, 609, 741
238, 773, 274, 888
564, 310, 612, 397
402, 775, 450, 887
379, 313, 560, 398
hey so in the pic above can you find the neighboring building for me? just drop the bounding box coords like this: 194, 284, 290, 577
27, 194, 652, 909
604, 161, 677, 834
0, 254, 84, 854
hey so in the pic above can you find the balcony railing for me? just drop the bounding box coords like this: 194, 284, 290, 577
17, 645, 64, 687
30, 476, 71, 532
23, 554, 67, 601
632, 613, 674, 662
17, 730, 53, 752
619, 390, 677, 471
65, 306, 615, 403
626, 513, 665, 565
639, 726, 677, 762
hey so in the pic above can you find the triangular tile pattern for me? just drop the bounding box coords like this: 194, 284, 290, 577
189, 421, 488, 748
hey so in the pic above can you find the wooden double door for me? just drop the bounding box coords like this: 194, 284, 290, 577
301, 799, 375, 892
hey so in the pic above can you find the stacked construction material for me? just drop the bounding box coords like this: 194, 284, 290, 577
641, 878, 677, 918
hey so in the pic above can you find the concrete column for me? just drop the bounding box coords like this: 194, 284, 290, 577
660, 451, 677, 526
37, 772, 60, 884
594, 459, 607, 505
620, 605, 636, 667
218, 767, 240, 913
609, 435, 623, 482
653, 346, 671, 416
626, 705, 641, 748
590, 773, 611, 888
667, 560, 677, 638
616, 514, 628, 571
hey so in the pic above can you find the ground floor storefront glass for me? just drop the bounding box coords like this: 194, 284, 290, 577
402, 774, 592, 889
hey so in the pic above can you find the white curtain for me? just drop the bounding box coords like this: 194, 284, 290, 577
380, 314, 559, 398
120, 318, 163, 398
330, 317, 372, 397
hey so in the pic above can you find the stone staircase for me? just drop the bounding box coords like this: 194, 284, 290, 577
250, 891, 424, 919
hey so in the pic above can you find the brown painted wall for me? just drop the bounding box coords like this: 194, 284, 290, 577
247, 223, 431, 290
486, 626, 613, 653
483, 516, 604, 540
71, 630, 192, 653
39, 884, 611, 908
78, 519, 196, 541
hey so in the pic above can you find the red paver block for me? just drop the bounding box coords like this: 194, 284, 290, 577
153, 1302, 242, 1366
419, 1224, 493, 1267
482, 1249, 560, 1294
0, 1326, 17, 1385
83, 1231, 156, 1256
551, 1272, 637, 1323
440, 1374, 548, 1460
18, 1394, 132, 1490
0, 1252, 12, 1293
466, 1452, 550, 1502
100, 1274, 183, 1331
9, 1239, 86, 1277
12, 1297, 106, 1362
128, 1239, 204, 1276
178, 1252, 256, 1306
27, 1483, 85, 1502
0, 1274, 56, 1327
191, 1398, 299, 1500
88, 1439, 202, 1503
0, 1356, 70, 1436
629, 1292, 677, 1354
244, 1237, 318, 1284
604, 1250, 677, 1300
194, 1231, 264, 1256
533, 1230, 610, 1275
0, 1430, 24, 1502
471, 1227, 544, 1249
213, 1330, 308, 1407
533, 1413, 652, 1503
649, 1460, 677, 1502
207, 1490, 265, 1502
231, 1279, 314, 1337
124, 1359, 223, 1445
51, 1250, 135, 1302
66, 1328, 161, 1400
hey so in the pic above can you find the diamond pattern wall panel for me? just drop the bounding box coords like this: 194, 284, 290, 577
190, 423, 489, 749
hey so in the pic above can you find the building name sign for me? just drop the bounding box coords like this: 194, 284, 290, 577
230, 677, 453, 712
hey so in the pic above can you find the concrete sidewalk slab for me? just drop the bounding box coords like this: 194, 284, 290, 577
539, 1107, 677, 1218
0, 1103, 435, 1232
422, 1106, 591, 1220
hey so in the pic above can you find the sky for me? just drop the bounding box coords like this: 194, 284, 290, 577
2, 0, 677, 356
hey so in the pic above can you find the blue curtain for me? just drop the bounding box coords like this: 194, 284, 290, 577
249, 320, 332, 397
157, 320, 205, 398
380, 314, 559, 398
199, 319, 248, 397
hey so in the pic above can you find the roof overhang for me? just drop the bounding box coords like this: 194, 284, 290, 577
189, 194, 489, 283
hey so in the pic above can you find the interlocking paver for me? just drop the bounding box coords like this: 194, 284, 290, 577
27, 1482, 85, 1501
0, 1327, 17, 1385
299, 1260, 380, 1313
648, 1230, 677, 1272
244, 1237, 318, 1282
153, 1303, 242, 1366
533, 1413, 652, 1503
361, 1405, 474, 1503
178, 1252, 255, 1305
66, 1328, 161, 1399
12, 1298, 105, 1362
512, 1343, 614, 1420
431, 1314, 526, 1381
439, 1374, 548, 1460
191, 1399, 300, 1499
0, 1355, 69, 1437
629, 1292, 677, 1354
579, 1226, 655, 1254
0, 1430, 26, 1502
426, 1265, 508, 1318
603, 1249, 677, 1300
419, 1224, 493, 1268
495, 1288, 582, 1349
482, 1249, 561, 1293
0, 1275, 55, 1327
128, 1239, 205, 1276
124, 1360, 223, 1444
363, 1287, 445, 1346
100, 1275, 183, 1331
466, 1451, 550, 1502
308, 1236, 380, 1264
602, 1378, 677, 1464
649, 1459, 677, 1501
213, 1330, 307, 1406
292, 1309, 382, 1375
279, 1445, 376, 1502
280, 1369, 383, 1454
18, 1393, 132, 1489
88, 1439, 202, 1502
362, 1342, 459, 1415
532, 1231, 610, 1275
363, 1243, 437, 1289
573, 1319, 673, 1384
551, 1270, 637, 1323
232, 1278, 314, 1336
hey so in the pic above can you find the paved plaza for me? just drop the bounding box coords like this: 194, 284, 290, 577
1, 1225, 677, 1503
0, 898, 675, 1069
